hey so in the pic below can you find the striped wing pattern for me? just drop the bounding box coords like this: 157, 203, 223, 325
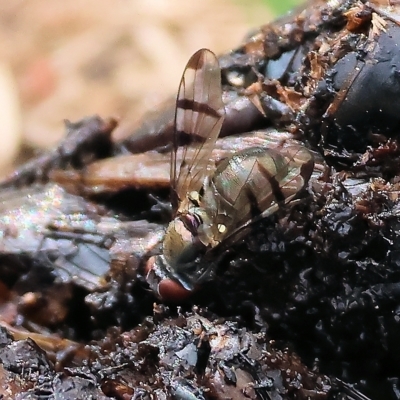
171, 49, 225, 212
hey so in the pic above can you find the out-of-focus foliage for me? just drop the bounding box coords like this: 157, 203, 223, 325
263, 0, 302, 15
0, 0, 279, 176
236, 0, 302, 19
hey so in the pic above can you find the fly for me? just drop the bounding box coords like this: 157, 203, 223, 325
145, 49, 314, 301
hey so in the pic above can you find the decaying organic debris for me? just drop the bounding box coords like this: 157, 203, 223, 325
0, 309, 345, 399
2, 0, 400, 398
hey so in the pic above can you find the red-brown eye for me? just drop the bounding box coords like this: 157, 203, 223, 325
145, 256, 193, 302
157, 278, 192, 302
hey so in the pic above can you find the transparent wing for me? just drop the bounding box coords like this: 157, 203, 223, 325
211, 145, 314, 245
171, 49, 225, 212
231, 145, 314, 236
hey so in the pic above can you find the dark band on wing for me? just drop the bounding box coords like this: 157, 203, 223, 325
257, 160, 286, 203
176, 130, 207, 145
177, 99, 221, 119
186, 52, 207, 70
245, 187, 263, 219
299, 156, 314, 184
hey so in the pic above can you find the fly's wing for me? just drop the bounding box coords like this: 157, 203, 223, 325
212, 145, 314, 246
170, 49, 225, 212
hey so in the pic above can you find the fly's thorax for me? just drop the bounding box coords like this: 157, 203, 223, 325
163, 212, 207, 269
190, 206, 227, 247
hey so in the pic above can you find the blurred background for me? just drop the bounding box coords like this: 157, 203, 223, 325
0, 0, 301, 175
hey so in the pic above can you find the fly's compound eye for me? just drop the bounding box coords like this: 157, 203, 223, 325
158, 278, 193, 302
145, 256, 193, 302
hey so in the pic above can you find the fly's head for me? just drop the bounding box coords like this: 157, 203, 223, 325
145, 212, 208, 301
